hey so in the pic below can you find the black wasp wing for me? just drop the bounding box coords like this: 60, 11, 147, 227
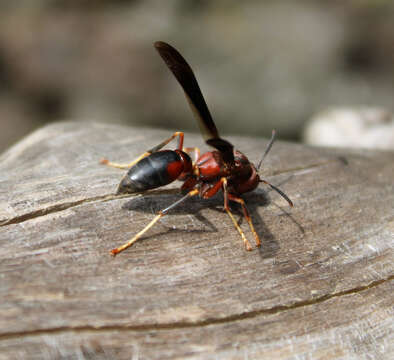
154, 41, 234, 164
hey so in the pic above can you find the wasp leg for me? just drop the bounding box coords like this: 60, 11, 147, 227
100, 131, 185, 169
228, 193, 260, 247
183, 147, 200, 164
100, 152, 150, 170
221, 178, 252, 251
110, 188, 198, 256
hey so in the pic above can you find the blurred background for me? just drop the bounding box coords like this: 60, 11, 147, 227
0, 0, 393, 153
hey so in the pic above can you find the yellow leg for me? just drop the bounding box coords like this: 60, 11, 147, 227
100, 152, 149, 169
100, 132, 185, 170
228, 193, 260, 247
111, 213, 164, 255
183, 147, 200, 163
110, 188, 198, 256
222, 178, 252, 251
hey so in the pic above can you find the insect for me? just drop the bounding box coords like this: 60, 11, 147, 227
101, 41, 293, 256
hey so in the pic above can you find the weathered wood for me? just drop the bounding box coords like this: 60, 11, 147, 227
0, 122, 393, 359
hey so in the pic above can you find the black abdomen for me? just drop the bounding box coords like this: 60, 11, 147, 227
117, 150, 183, 194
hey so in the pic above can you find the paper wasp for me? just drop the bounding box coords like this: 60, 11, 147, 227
101, 41, 293, 255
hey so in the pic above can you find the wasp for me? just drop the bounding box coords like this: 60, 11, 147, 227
101, 41, 293, 256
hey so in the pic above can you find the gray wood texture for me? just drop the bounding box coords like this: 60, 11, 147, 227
0, 122, 393, 359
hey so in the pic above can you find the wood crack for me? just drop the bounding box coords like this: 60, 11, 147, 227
0, 275, 391, 340
0, 189, 188, 227
0, 194, 122, 227
0, 161, 332, 228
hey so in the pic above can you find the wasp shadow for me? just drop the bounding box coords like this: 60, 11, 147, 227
120, 184, 298, 259
122, 192, 219, 234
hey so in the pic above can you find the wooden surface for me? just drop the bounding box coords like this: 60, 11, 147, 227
0, 122, 393, 359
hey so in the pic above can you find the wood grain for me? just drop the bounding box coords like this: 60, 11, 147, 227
0, 122, 393, 359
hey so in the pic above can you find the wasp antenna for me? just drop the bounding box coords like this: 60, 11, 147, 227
257, 129, 276, 171
260, 179, 293, 207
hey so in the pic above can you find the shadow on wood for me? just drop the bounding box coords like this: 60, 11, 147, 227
0, 122, 393, 359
